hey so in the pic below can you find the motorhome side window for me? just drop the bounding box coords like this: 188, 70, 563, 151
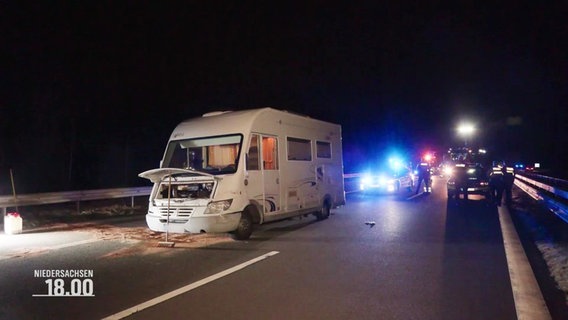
162, 134, 242, 175
316, 141, 332, 159
287, 137, 312, 161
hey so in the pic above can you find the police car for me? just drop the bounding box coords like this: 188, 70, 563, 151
359, 165, 415, 193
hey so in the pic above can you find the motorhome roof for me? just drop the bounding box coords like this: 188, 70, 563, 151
202, 111, 232, 117
171, 107, 338, 141
200, 108, 311, 119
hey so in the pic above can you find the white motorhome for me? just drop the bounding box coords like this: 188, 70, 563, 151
139, 107, 345, 240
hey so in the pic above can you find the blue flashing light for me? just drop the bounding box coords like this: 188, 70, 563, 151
388, 157, 404, 171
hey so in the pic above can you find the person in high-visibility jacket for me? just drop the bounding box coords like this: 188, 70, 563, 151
488, 161, 505, 206
415, 162, 432, 194
502, 163, 515, 206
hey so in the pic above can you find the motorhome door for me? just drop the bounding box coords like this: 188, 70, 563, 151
246, 134, 281, 214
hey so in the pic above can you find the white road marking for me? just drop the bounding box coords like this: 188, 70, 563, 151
406, 193, 423, 200
498, 206, 551, 320
101, 251, 280, 320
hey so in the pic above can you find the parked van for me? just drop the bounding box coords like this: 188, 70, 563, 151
139, 108, 345, 240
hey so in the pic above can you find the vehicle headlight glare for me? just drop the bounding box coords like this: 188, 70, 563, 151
361, 175, 372, 185
379, 176, 388, 185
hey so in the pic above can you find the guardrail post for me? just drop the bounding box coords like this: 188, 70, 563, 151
131, 196, 134, 208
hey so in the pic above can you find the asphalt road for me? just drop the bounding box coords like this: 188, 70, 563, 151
0, 177, 553, 319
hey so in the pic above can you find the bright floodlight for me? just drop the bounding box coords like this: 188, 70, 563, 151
457, 123, 475, 147
457, 123, 475, 136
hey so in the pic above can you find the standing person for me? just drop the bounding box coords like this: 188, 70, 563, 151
415, 162, 432, 194
502, 162, 515, 206
489, 161, 505, 206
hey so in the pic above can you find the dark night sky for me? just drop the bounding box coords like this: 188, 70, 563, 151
1, 1, 567, 193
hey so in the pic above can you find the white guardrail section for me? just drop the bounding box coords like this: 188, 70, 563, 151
0, 187, 153, 215
1, 173, 565, 222
0, 174, 363, 214
515, 173, 568, 224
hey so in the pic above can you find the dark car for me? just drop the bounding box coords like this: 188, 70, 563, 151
447, 163, 490, 200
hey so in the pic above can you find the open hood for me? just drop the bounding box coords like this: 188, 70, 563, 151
138, 168, 218, 183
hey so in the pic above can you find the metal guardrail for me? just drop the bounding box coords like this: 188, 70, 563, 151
1, 172, 565, 218
521, 172, 568, 189
0, 187, 152, 215
516, 173, 568, 199
515, 173, 568, 224
0, 174, 362, 215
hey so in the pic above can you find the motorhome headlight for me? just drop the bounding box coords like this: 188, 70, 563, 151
205, 199, 233, 215
361, 175, 372, 185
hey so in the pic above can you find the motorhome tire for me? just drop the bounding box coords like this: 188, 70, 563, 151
316, 200, 331, 220
233, 211, 253, 240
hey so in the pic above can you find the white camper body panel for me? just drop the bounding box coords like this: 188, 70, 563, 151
139, 108, 345, 236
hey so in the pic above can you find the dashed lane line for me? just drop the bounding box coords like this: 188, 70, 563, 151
101, 251, 280, 320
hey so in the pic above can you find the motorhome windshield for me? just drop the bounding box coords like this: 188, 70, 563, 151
163, 134, 242, 175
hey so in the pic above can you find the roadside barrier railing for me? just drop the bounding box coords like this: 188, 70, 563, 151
2, 173, 565, 223
515, 173, 568, 224
0, 174, 363, 216
0, 187, 152, 216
